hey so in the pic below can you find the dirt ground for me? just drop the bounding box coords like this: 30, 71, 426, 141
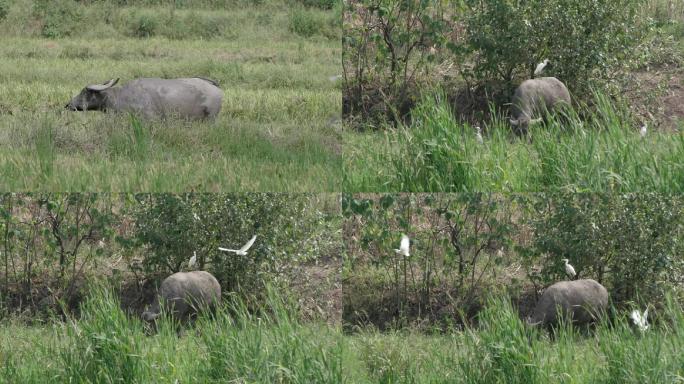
624, 67, 684, 131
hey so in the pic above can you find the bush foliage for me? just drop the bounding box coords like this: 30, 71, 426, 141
343, 0, 649, 125
523, 193, 684, 304
128, 193, 336, 295
461, 0, 643, 94
344, 193, 684, 329
0, 194, 339, 315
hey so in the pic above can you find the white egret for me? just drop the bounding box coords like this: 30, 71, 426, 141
394, 234, 410, 257
562, 258, 576, 279
475, 126, 484, 144
534, 59, 550, 77
219, 235, 257, 256
630, 308, 649, 332
188, 251, 197, 269
640, 123, 648, 138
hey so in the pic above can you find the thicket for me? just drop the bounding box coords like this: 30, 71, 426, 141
343, 193, 684, 330
0, 193, 339, 318
127, 193, 338, 295
342, 0, 660, 127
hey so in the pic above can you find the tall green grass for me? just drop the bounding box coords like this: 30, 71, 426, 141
343, 296, 684, 383
344, 91, 684, 192
0, 286, 343, 383
2, 289, 682, 382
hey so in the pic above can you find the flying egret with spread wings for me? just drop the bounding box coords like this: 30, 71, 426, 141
394, 234, 410, 257
219, 235, 257, 256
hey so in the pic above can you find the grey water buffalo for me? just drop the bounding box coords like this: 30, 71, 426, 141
66, 77, 223, 120
509, 76, 571, 134
142, 271, 221, 322
527, 279, 608, 327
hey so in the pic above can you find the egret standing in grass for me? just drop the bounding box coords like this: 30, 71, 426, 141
219, 235, 257, 256
475, 126, 484, 144
640, 123, 648, 138
562, 258, 576, 279
534, 59, 550, 77
188, 251, 197, 269
395, 234, 410, 257
630, 308, 649, 332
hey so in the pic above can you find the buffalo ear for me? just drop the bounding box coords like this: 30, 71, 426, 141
86, 78, 119, 92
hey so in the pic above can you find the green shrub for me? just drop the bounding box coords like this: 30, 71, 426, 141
460, 0, 644, 95
130, 13, 157, 38
33, 0, 85, 38
342, 0, 448, 125
0, 0, 9, 21
126, 194, 338, 299
288, 8, 325, 38
526, 193, 684, 306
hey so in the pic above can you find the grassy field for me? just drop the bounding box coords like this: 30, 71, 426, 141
342, 1, 684, 193
344, 93, 684, 192
3, 290, 682, 383
342, 297, 684, 383
0, 0, 341, 191
0, 287, 344, 383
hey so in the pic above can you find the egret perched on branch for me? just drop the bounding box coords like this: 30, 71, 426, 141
219, 235, 257, 256
534, 59, 550, 77
394, 234, 410, 257
188, 251, 197, 269
640, 123, 648, 138
630, 308, 649, 332
562, 259, 576, 279
475, 126, 484, 144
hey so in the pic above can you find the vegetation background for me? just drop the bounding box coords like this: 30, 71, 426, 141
342, 0, 684, 192
341, 193, 684, 383
0, 0, 342, 191
0, 192, 343, 382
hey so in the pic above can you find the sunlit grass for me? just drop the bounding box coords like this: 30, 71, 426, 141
0, 286, 344, 383
342, 296, 684, 383
344, 91, 684, 192
0, 1, 341, 191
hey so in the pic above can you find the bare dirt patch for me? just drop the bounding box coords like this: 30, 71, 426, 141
624, 67, 684, 131
289, 258, 342, 326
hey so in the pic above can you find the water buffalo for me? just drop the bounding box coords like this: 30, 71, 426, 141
142, 271, 221, 322
527, 279, 608, 327
509, 76, 571, 134
66, 77, 223, 120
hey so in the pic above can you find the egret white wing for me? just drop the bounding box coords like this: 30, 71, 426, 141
240, 235, 257, 252
399, 234, 410, 256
